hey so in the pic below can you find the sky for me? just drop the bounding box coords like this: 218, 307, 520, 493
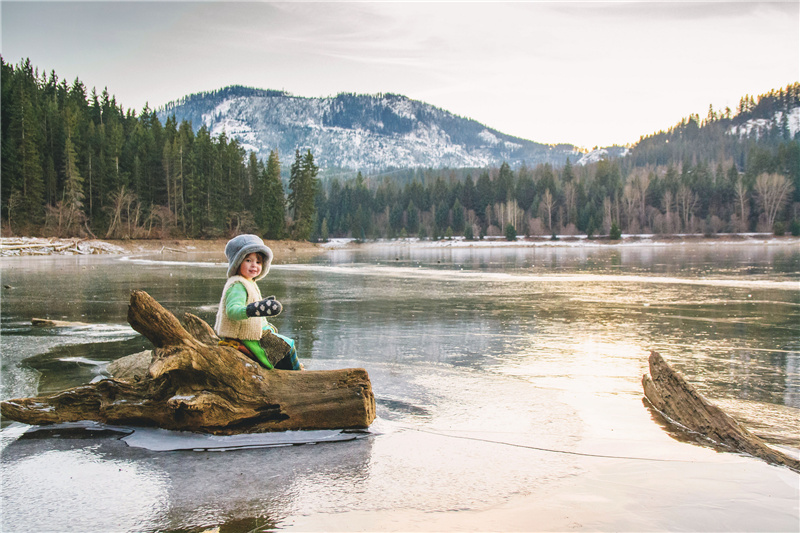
2, 1, 798, 150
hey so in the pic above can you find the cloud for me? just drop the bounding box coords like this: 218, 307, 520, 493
2, 1, 797, 148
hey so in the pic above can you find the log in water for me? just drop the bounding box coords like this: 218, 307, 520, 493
1, 290, 376, 434
643, 350, 799, 473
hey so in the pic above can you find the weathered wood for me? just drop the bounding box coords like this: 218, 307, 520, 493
127, 289, 195, 349
32, 318, 91, 327
106, 350, 154, 382
183, 312, 220, 345
643, 351, 799, 472
1, 290, 376, 434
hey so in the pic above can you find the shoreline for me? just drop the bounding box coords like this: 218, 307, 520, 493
0, 237, 323, 258
2, 233, 798, 258
321, 233, 800, 249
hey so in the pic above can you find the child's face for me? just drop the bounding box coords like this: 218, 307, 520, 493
238, 252, 263, 280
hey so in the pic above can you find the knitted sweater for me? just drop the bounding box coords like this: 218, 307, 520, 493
214, 275, 264, 340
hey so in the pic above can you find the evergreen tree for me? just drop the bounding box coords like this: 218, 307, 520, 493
406, 200, 420, 235
452, 198, 465, 235
262, 149, 286, 239
496, 161, 515, 203
57, 132, 87, 235
17, 89, 45, 222
288, 149, 318, 240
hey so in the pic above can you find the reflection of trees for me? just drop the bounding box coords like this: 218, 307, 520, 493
271, 270, 320, 361
645, 296, 798, 410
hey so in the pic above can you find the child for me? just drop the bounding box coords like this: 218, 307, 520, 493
214, 234, 302, 370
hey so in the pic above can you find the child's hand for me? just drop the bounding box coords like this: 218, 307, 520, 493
246, 296, 282, 317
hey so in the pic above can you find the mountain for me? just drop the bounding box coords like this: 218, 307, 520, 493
156, 86, 582, 171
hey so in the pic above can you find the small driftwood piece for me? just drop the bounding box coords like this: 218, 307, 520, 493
32, 318, 91, 327
1, 290, 376, 434
643, 351, 799, 472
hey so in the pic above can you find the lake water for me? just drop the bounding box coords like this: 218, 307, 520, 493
1, 241, 799, 532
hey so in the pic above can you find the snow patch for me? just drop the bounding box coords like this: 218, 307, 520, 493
727, 106, 800, 139
122, 427, 370, 451
479, 129, 501, 145
384, 96, 415, 119
576, 146, 629, 166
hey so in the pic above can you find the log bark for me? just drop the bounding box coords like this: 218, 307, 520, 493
183, 312, 220, 346
1, 290, 376, 434
643, 351, 799, 472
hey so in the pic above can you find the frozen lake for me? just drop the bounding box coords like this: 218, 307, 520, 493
1, 241, 798, 532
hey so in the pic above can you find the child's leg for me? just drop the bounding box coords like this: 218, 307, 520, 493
258, 331, 292, 367
272, 334, 301, 370
240, 339, 274, 369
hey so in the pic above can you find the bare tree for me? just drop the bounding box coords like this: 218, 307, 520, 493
662, 190, 675, 234
754, 172, 794, 229
540, 189, 555, 232
563, 182, 576, 226
105, 186, 138, 239
677, 185, 698, 232
602, 196, 613, 235
623, 182, 638, 233
5, 191, 22, 235
636, 171, 650, 230
733, 177, 749, 233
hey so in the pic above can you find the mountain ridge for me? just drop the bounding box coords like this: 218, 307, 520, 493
156, 85, 583, 171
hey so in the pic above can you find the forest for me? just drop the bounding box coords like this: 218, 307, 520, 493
2, 55, 799, 242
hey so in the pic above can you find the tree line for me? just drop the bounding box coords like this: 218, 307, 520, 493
1, 57, 317, 240
312, 83, 799, 241
2, 56, 798, 242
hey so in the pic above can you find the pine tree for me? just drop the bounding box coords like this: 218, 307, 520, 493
406, 200, 419, 235
288, 149, 318, 240
262, 149, 286, 239
452, 198, 465, 235
18, 90, 45, 222
57, 132, 86, 236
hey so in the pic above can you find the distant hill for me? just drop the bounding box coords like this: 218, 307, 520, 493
156, 86, 582, 171
627, 84, 800, 169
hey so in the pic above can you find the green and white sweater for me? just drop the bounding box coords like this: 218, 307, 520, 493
214, 275, 281, 368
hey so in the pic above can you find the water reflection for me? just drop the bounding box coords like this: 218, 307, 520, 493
1, 441, 170, 532
1, 243, 798, 531
1, 425, 375, 533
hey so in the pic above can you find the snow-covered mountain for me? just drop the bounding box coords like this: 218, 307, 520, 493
157, 86, 583, 171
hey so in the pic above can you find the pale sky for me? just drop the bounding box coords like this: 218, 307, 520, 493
2, 1, 798, 149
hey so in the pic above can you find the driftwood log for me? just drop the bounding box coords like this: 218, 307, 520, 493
1, 290, 376, 434
643, 351, 799, 473
32, 318, 91, 327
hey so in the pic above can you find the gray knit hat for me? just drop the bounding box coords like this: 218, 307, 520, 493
224, 234, 273, 281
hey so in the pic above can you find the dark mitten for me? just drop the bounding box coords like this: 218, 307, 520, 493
259, 331, 292, 366
246, 296, 282, 317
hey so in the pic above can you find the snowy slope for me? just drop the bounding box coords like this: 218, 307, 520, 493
727, 106, 800, 139
158, 87, 583, 171
575, 146, 630, 166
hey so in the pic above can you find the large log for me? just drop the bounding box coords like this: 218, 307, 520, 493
643, 351, 799, 473
1, 290, 376, 434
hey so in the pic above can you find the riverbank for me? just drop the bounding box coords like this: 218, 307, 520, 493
321, 232, 800, 249
0, 237, 322, 258
2, 233, 798, 259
